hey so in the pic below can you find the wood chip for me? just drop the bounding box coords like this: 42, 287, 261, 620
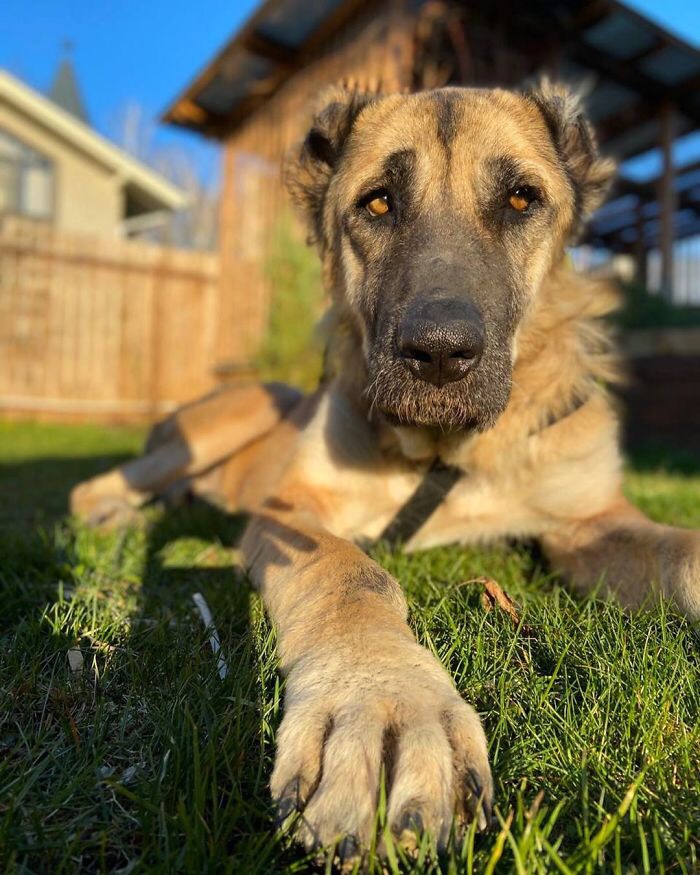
67, 647, 84, 676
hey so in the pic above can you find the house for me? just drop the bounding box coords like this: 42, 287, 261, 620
0, 64, 186, 237
163, 0, 700, 375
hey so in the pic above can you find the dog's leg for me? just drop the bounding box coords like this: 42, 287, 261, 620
242, 497, 492, 856
540, 496, 700, 619
71, 382, 302, 527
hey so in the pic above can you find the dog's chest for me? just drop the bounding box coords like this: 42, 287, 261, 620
330, 462, 540, 548
403, 468, 543, 549
295, 391, 621, 549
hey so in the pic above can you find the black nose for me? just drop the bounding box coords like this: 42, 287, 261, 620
398, 298, 485, 387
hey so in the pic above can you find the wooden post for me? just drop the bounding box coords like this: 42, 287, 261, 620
634, 201, 647, 288
659, 102, 677, 302
215, 147, 243, 373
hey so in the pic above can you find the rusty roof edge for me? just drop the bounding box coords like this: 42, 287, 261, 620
161, 0, 284, 128
610, 0, 700, 55
161, 0, 369, 133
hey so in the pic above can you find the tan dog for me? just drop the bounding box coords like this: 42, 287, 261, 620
72, 81, 700, 860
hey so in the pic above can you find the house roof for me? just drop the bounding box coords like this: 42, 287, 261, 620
0, 69, 187, 214
162, 0, 386, 135
49, 57, 90, 125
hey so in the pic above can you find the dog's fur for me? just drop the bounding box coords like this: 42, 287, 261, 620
72, 81, 700, 860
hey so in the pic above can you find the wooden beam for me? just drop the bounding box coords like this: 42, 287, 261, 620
634, 202, 647, 287
624, 36, 666, 65
659, 101, 677, 302
613, 159, 700, 201
243, 31, 298, 66
596, 99, 656, 145
300, 0, 374, 59
588, 189, 700, 248
571, 41, 700, 129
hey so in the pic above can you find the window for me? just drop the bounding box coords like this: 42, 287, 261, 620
0, 129, 54, 220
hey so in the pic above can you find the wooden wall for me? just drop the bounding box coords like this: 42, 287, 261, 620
0, 218, 220, 422
215, 1, 416, 370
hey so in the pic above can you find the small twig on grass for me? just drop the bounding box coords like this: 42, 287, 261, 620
192, 592, 229, 680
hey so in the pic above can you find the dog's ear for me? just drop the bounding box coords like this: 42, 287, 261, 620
285, 85, 377, 245
524, 79, 616, 232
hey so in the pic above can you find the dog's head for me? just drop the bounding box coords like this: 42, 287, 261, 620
287, 81, 614, 431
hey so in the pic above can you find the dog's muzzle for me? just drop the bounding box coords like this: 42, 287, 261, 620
397, 297, 485, 388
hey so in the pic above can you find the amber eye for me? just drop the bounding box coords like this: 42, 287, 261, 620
508, 188, 535, 213
366, 193, 391, 217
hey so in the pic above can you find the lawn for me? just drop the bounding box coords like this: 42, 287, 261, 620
1, 421, 699, 874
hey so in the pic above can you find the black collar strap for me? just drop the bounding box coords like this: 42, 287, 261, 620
532, 390, 591, 435
378, 458, 462, 547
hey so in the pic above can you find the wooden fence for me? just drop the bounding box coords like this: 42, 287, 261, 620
0, 218, 223, 421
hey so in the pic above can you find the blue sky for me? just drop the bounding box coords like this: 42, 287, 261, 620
0, 0, 697, 188
0, 0, 259, 186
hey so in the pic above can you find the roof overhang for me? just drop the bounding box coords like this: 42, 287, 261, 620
162, 0, 365, 137
162, 0, 700, 154
0, 69, 188, 213
587, 159, 700, 250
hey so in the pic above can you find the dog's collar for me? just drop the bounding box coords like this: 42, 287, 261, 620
376, 391, 591, 547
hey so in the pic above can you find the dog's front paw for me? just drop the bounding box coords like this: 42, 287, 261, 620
271, 642, 492, 859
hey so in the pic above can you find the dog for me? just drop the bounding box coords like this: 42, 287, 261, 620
72, 80, 700, 861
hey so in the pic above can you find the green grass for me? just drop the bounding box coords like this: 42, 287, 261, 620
1, 421, 699, 873
256, 217, 325, 391
617, 281, 700, 330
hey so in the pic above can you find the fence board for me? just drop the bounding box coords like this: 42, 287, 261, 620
0, 218, 221, 421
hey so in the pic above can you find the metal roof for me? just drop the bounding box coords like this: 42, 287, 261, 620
588, 158, 700, 250
164, 0, 700, 138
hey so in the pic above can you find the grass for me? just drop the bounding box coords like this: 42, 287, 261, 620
255, 217, 325, 391
616, 281, 700, 330
1, 421, 699, 873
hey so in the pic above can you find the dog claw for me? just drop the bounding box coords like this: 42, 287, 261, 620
274, 802, 295, 829
337, 834, 361, 866
392, 809, 424, 853
274, 783, 301, 829
464, 768, 493, 831
395, 809, 424, 836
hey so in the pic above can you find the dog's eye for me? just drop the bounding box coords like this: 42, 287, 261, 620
508, 187, 537, 213
365, 192, 391, 217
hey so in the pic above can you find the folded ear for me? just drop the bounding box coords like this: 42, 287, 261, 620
285, 85, 377, 245
524, 79, 616, 236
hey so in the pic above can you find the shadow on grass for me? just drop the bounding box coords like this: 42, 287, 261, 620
0, 453, 134, 534
0, 453, 136, 628
137, 497, 248, 616
129, 499, 311, 872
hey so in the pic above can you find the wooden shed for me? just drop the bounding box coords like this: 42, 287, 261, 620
164, 0, 700, 376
